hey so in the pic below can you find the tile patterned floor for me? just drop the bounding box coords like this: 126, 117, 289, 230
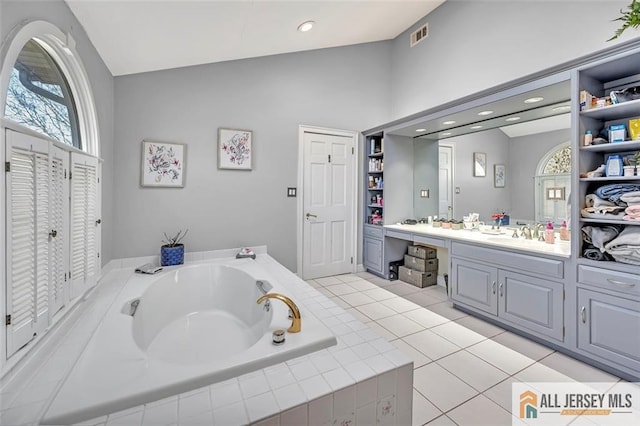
306, 272, 624, 426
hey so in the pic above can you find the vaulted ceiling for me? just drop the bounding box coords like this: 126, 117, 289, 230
65, 0, 445, 76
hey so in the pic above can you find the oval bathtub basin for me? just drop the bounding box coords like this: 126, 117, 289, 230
43, 257, 337, 425
133, 264, 272, 364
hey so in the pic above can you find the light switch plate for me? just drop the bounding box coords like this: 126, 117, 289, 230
287, 187, 297, 197
420, 189, 429, 198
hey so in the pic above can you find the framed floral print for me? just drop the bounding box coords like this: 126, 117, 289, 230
141, 141, 186, 188
473, 152, 487, 177
218, 128, 252, 170
494, 164, 506, 187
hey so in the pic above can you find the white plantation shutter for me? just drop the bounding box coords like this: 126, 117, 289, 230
49, 146, 69, 316
69, 153, 99, 298
5, 130, 50, 355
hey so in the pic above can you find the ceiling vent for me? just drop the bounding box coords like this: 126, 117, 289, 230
410, 23, 428, 47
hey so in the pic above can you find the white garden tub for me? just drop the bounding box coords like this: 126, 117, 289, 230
43, 258, 336, 425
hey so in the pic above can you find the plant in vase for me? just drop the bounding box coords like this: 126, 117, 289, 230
628, 152, 640, 176
161, 229, 188, 266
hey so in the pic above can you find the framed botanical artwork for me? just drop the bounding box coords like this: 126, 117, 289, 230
141, 141, 186, 188
473, 152, 487, 177
218, 128, 252, 170
494, 164, 506, 187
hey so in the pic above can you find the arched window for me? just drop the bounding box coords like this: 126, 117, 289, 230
535, 142, 571, 225
5, 39, 81, 148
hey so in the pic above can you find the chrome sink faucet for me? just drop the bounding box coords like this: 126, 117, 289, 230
520, 225, 532, 240
533, 223, 544, 239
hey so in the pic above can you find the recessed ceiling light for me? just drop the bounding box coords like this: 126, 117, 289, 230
441, 132, 452, 136
470, 125, 483, 130
477, 110, 493, 116
297, 21, 315, 32
505, 116, 521, 122
443, 120, 456, 125
524, 96, 544, 103
552, 105, 571, 111
415, 128, 427, 132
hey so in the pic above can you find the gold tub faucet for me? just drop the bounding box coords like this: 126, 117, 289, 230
256, 293, 301, 333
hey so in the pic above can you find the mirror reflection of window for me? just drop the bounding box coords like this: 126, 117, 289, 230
535, 143, 571, 225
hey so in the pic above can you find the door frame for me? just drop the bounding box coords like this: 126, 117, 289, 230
439, 143, 455, 219
296, 125, 358, 279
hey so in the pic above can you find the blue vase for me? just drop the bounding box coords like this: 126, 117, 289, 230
161, 244, 184, 266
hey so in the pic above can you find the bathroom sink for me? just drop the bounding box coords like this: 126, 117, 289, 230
480, 230, 506, 235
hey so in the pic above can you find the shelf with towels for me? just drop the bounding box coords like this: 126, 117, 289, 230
580, 218, 640, 226
580, 176, 640, 182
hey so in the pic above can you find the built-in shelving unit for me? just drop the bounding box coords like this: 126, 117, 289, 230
573, 47, 640, 380
365, 134, 384, 226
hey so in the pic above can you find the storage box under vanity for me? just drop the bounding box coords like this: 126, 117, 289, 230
403, 254, 438, 272
407, 244, 437, 259
399, 266, 437, 288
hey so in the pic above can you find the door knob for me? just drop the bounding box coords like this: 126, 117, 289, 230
49, 229, 57, 238
306, 213, 317, 219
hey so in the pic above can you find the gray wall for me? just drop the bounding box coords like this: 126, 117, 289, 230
444, 129, 510, 222
390, 0, 633, 119
113, 43, 391, 271
0, 0, 115, 264
509, 128, 571, 221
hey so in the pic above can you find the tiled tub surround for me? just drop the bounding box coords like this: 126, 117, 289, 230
43, 257, 339, 424
0, 248, 413, 426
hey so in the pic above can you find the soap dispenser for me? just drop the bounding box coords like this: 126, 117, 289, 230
559, 220, 570, 241
544, 221, 555, 244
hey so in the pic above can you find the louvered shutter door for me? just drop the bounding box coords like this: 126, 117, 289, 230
49, 146, 69, 316
5, 130, 50, 356
69, 153, 99, 298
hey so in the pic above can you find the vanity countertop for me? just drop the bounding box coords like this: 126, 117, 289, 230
384, 223, 571, 258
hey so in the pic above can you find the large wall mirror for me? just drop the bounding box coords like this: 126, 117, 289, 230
392, 77, 572, 225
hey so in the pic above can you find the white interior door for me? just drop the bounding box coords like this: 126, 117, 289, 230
439, 144, 454, 219
301, 130, 355, 279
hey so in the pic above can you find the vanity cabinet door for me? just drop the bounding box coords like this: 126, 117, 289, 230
577, 289, 640, 374
364, 237, 383, 275
451, 258, 498, 315
498, 270, 564, 341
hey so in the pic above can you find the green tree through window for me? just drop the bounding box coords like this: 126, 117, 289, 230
4, 39, 80, 148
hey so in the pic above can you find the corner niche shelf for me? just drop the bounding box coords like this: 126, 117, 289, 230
580, 140, 640, 153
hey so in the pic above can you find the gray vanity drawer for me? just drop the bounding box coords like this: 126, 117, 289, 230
385, 229, 412, 241
413, 234, 446, 248
578, 265, 640, 298
364, 225, 383, 239
451, 242, 564, 279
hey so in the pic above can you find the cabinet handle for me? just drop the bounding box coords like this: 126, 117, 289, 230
580, 306, 586, 323
499, 282, 503, 297
492, 281, 496, 294
48, 229, 57, 238
607, 278, 636, 288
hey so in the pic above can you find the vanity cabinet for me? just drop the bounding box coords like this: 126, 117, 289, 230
363, 225, 384, 275
576, 288, 640, 374
451, 242, 565, 341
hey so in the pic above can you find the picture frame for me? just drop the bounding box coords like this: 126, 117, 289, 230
218, 128, 252, 170
473, 152, 487, 177
494, 164, 506, 187
141, 140, 186, 188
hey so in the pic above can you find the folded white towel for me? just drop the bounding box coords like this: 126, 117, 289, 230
620, 191, 640, 205
585, 194, 616, 208
604, 227, 640, 265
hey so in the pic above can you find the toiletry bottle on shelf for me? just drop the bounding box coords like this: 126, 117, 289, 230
559, 220, 570, 241
544, 221, 555, 244
606, 154, 623, 177
583, 130, 593, 146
